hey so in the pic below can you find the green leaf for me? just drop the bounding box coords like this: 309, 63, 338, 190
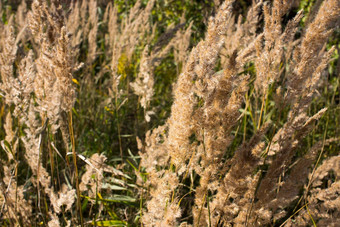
82, 194, 137, 205
102, 195, 136, 203
81, 197, 89, 212
91, 220, 127, 226
72, 107, 80, 118
101, 183, 127, 191
97, 193, 120, 219
3, 140, 12, 153
1, 140, 14, 158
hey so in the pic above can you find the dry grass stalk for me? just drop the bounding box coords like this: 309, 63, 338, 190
139, 0, 340, 226
0, 0, 81, 225
0, 0, 338, 226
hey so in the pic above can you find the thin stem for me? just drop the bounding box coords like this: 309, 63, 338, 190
257, 92, 267, 130
68, 111, 83, 226
115, 94, 123, 159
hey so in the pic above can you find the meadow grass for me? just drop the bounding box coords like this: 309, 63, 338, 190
0, 0, 339, 226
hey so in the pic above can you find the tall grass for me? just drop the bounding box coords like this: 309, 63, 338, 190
0, 0, 339, 226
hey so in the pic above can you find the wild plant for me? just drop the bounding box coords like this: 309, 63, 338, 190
0, 0, 338, 226
139, 0, 340, 226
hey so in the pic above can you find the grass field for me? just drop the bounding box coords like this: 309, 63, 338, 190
0, 0, 339, 226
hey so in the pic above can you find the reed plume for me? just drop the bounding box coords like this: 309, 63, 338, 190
139, 0, 340, 226
0, 0, 338, 226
